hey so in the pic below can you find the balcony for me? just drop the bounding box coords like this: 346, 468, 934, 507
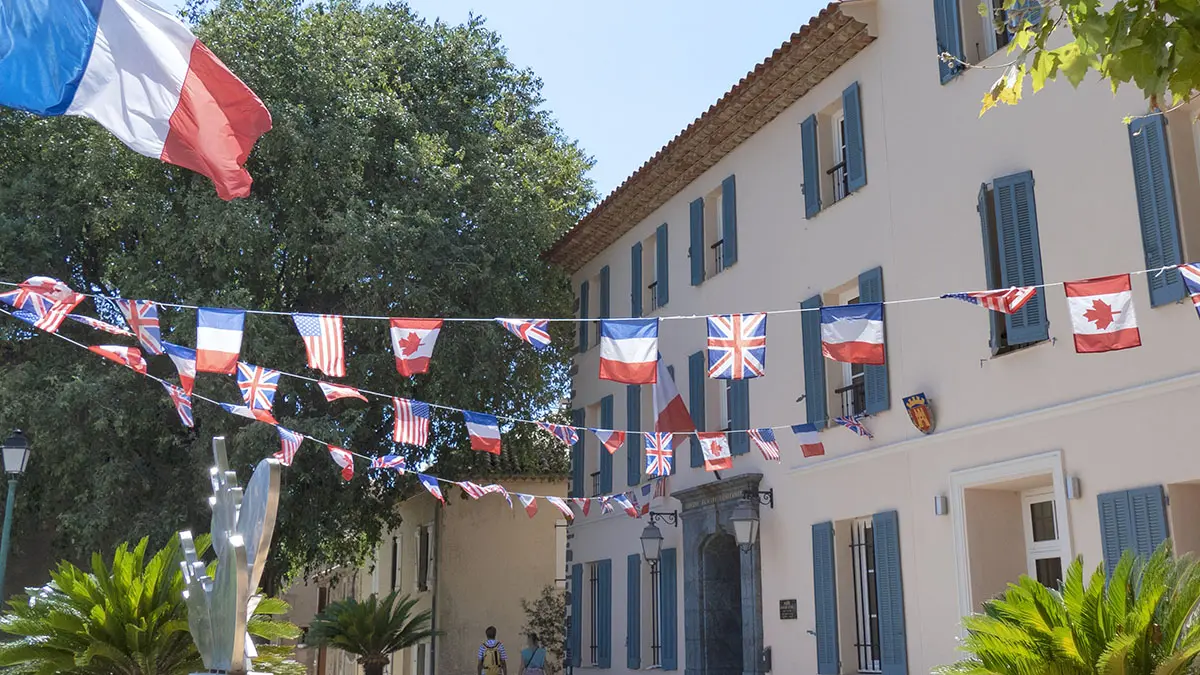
836, 378, 866, 418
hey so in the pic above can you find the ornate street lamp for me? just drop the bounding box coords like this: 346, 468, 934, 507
0, 430, 31, 599
640, 522, 663, 567
731, 497, 760, 553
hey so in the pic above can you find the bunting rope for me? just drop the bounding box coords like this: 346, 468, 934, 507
0, 265, 1177, 323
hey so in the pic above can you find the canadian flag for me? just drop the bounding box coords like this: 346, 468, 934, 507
697, 432, 733, 472
389, 318, 443, 376
1064, 274, 1141, 353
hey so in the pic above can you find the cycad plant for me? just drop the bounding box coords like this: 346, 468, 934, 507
937, 540, 1200, 675
306, 590, 439, 675
0, 535, 299, 675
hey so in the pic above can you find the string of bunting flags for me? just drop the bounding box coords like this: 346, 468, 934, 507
0, 261, 1192, 491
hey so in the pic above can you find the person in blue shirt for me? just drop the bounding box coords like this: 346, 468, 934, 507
519, 632, 546, 675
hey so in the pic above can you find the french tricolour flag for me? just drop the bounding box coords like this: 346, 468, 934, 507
599, 319, 658, 384
463, 411, 502, 455
791, 423, 826, 458
820, 303, 885, 365
196, 308, 244, 374
0, 0, 272, 200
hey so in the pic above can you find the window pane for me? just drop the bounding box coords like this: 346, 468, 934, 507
1029, 500, 1056, 542
1035, 557, 1063, 588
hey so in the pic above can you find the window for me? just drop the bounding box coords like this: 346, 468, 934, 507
706, 378, 732, 433
646, 558, 662, 666
412, 641, 431, 675
813, 512, 906, 675
390, 536, 399, 591
1022, 488, 1064, 587
801, 81, 865, 219
634, 231, 663, 315
689, 176, 738, 285
835, 295, 867, 418
934, 0, 1043, 79
977, 171, 1049, 353
588, 562, 600, 665
585, 401, 602, 496
416, 524, 431, 592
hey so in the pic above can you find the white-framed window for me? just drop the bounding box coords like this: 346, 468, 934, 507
703, 187, 726, 277
831, 109, 849, 203
850, 518, 882, 674
415, 523, 433, 592
587, 561, 601, 666
586, 402, 602, 496
706, 378, 732, 433
1021, 488, 1065, 587
589, 272, 602, 349
411, 640, 432, 675
642, 232, 660, 313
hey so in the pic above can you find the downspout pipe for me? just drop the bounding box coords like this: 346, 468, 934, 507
430, 502, 442, 673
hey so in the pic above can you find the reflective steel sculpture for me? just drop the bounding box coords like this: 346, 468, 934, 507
180, 437, 281, 674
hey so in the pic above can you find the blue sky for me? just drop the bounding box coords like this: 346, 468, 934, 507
167, 0, 830, 198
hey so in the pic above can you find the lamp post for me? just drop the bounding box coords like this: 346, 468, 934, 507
640, 522, 664, 666
0, 430, 31, 600
730, 497, 760, 553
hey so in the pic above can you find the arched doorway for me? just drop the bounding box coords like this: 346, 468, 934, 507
700, 531, 744, 674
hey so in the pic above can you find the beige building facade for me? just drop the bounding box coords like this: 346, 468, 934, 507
283, 476, 568, 675
549, 1, 1200, 674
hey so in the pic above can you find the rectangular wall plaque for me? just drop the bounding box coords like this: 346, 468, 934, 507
779, 598, 797, 620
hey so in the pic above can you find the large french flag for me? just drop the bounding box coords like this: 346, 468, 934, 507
820, 303, 885, 365
0, 0, 272, 200
652, 357, 695, 438
463, 411, 502, 455
196, 308, 244, 374
599, 319, 658, 384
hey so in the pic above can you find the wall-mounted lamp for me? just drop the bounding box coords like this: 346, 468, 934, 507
648, 510, 678, 527
1066, 476, 1082, 500
934, 494, 949, 516
742, 488, 774, 509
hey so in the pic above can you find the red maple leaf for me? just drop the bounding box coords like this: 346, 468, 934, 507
397, 331, 424, 356
1083, 299, 1116, 330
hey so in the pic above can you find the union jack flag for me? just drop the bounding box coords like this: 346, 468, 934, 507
599, 496, 614, 514
115, 299, 164, 355
537, 422, 579, 447
747, 428, 781, 461
835, 414, 874, 439
644, 432, 673, 477
941, 287, 1037, 314
3, 292, 82, 332
161, 382, 193, 428
67, 314, 133, 336
236, 362, 280, 413
706, 313, 767, 379
495, 318, 551, 352
1180, 264, 1200, 318
276, 428, 304, 466
370, 454, 407, 471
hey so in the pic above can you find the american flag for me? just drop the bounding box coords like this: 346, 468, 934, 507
653, 478, 668, 499
115, 299, 164, 355
1180, 264, 1200, 318
459, 481, 488, 499
392, 397, 431, 447
319, 381, 367, 402
747, 428, 781, 461
481, 483, 512, 508
537, 422, 579, 447
4, 292, 82, 332
644, 432, 673, 477
161, 382, 193, 428
68, 314, 133, 336
236, 363, 280, 413
835, 415, 874, 439
292, 314, 346, 377
276, 428, 304, 466
495, 318, 552, 352
706, 313, 767, 379
941, 287, 1037, 314
370, 454, 406, 471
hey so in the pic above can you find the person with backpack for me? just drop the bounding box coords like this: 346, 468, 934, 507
478, 625, 508, 675
519, 632, 546, 675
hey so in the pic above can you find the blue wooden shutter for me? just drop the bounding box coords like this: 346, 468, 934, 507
812, 521, 839, 674
858, 267, 889, 414
627, 553, 641, 670
978, 184, 1005, 352
801, 295, 827, 427
1128, 116, 1186, 306
729, 379, 750, 455
597, 558, 612, 668
994, 171, 1049, 345
721, 175, 738, 267
578, 280, 590, 353
631, 242, 644, 317
690, 198, 705, 285
801, 114, 821, 219
873, 510, 908, 675
843, 82, 866, 192
627, 385, 642, 486
1098, 486, 1168, 576
570, 563, 583, 667
660, 548, 678, 670
1097, 489, 1132, 576
599, 395, 614, 494
656, 223, 670, 307
933, 0, 963, 83
600, 265, 611, 322
570, 408, 586, 498
688, 351, 706, 467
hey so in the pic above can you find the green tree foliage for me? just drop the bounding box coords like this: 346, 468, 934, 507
936, 540, 1200, 675
306, 590, 437, 675
0, 535, 300, 675
974, 0, 1200, 115
521, 584, 567, 674
0, 0, 592, 587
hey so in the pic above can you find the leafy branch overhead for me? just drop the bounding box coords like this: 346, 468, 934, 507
969, 0, 1200, 116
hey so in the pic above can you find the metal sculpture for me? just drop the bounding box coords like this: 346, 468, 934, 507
180, 437, 282, 674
